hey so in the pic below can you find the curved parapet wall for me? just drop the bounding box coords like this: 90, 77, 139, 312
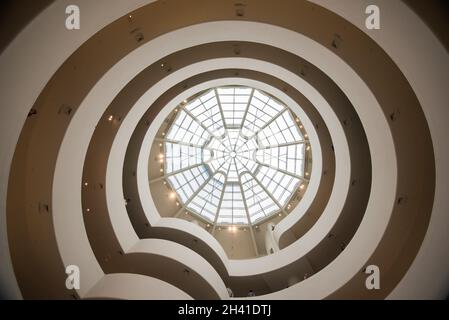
0, 0, 447, 300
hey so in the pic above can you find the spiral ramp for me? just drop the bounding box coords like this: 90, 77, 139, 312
0, 0, 448, 300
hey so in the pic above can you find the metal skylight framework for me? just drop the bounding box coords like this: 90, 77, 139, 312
164, 86, 307, 226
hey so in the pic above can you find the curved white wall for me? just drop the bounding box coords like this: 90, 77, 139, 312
51, 20, 392, 298
313, 0, 449, 301
84, 273, 192, 300
0, 0, 156, 300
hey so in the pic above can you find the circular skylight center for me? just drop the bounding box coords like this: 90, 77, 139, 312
163, 86, 310, 226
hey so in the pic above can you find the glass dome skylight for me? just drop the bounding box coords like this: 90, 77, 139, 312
163, 86, 308, 225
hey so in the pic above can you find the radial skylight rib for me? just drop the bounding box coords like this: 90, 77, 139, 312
255, 143, 305, 177
240, 173, 280, 223
188, 173, 225, 221
185, 90, 226, 137
217, 183, 248, 225
241, 90, 285, 137
255, 166, 300, 207
167, 165, 209, 203
256, 110, 303, 148
216, 87, 252, 128
164, 142, 203, 174
167, 110, 210, 146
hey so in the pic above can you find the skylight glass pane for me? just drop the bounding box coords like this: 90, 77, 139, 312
164, 142, 203, 174
167, 110, 210, 146
185, 89, 226, 137
256, 110, 303, 148
240, 173, 280, 223
255, 166, 300, 207
188, 173, 225, 221
255, 143, 305, 177
217, 183, 248, 225
217, 87, 251, 128
166, 165, 209, 203
241, 89, 285, 138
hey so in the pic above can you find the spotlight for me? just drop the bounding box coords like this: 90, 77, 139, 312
108, 115, 113, 121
